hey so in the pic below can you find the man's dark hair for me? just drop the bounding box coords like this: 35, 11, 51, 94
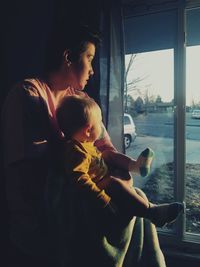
44, 23, 101, 73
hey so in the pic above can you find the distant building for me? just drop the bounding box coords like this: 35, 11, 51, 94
146, 102, 174, 113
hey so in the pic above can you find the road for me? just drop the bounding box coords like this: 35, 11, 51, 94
133, 112, 200, 140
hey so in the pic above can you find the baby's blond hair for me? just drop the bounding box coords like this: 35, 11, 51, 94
56, 95, 100, 139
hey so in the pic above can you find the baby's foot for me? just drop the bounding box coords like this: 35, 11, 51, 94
147, 202, 185, 227
137, 147, 154, 177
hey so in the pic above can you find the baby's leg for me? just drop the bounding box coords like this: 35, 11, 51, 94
129, 147, 154, 177
109, 167, 133, 186
97, 177, 184, 227
98, 176, 149, 218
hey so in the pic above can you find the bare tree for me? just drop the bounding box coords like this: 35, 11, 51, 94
191, 98, 200, 109
124, 54, 148, 112
124, 54, 136, 112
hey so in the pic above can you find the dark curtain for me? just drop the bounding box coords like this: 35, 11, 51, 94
99, 0, 125, 153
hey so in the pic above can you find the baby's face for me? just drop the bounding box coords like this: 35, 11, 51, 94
88, 106, 102, 142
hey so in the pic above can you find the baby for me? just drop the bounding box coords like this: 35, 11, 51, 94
56, 95, 184, 227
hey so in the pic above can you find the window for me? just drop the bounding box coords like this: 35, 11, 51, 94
185, 7, 200, 235
125, 49, 175, 218
124, 115, 131, 125
123, 0, 200, 249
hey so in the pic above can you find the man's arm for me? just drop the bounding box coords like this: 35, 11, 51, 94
94, 124, 117, 153
94, 124, 139, 173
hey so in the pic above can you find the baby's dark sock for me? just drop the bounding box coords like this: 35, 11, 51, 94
137, 147, 154, 177
146, 202, 185, 227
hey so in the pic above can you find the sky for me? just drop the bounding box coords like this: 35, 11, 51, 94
125, 45, 200, 106
186, 45, 200, 106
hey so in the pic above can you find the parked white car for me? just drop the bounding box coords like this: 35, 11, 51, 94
124, 113, 137, 149
192, 110, 200, 119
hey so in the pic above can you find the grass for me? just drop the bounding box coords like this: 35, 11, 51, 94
142, 162, 200, 233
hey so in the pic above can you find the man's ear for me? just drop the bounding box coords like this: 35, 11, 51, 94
63, 50, 70, 61
63, 50, 72, 66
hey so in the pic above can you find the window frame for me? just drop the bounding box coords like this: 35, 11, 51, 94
122, 0, 200, 252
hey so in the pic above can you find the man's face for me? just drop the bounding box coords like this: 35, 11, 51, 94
70, 42, 95, 90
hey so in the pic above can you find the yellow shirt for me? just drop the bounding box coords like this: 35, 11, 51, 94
64, 139, 111, 208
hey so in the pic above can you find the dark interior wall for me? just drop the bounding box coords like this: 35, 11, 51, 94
0, 0, 54, 99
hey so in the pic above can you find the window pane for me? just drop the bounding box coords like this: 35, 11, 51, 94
185, 8, 200, 235
124, 49, 175, 229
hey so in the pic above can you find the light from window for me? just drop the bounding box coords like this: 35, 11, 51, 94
125, 49, 176, 231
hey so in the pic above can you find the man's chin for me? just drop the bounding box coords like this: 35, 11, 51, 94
77, 85, 85, 90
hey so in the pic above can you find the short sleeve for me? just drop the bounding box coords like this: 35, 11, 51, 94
94, 123, 117, 153
2, 82, 50, 166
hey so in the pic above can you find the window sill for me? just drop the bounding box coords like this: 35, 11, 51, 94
158, 231, 200, 261
163, 248, 200, 261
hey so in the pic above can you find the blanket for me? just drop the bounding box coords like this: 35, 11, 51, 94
46, 171, 166, 267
